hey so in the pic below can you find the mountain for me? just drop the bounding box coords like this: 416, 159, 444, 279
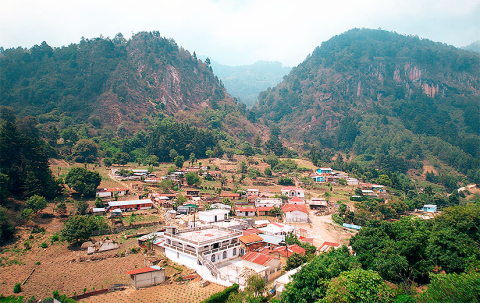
254, 28, 480, 185
0, 32, 245, 132
200, 58, 291, 108
0, 32, 263, 163
462, 41, 480, 53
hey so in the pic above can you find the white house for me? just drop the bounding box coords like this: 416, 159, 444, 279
247, 189, 260, 196
288, 197, 305, 205
258, 222, 295, 237
96, 187, 128, 198
346, 178, 359, 186
107, 199, 153, 212
255, 198, 283, 208
282, 204, 309, 223
235, 206, 257, 217
281, 187, 305, 198
198, 209, 230, 223
163, 225, 242, 286
126, 266, 165, 289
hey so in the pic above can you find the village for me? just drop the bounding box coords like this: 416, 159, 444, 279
0, 156, 439, 302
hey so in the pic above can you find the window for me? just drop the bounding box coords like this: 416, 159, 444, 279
211, 254, 215, 262
233, 248, 237, 255
177, 252, 179, 258
223, 251, 227, 259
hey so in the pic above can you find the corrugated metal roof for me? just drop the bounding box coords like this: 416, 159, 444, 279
239, 234, 264, 244
108, 199, 153, 207
241, 251, 275, 266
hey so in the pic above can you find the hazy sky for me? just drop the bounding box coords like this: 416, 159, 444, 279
1, 0, 479, 66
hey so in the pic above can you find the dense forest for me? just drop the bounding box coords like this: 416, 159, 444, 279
254, 28, 480, 187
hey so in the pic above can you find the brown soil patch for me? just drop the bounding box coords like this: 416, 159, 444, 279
421, 161, 438, 179
79, 281, 225, 303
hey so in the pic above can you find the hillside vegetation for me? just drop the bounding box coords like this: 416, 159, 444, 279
254, 28, 480, 186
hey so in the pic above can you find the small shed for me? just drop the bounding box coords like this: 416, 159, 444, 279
422, 205, 437, 213
198, 209, 230, 223
109, 208, 122, 218
92, 208, 106, 216
126, 266, 165, 289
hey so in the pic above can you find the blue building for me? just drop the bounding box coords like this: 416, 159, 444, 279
317, 167, 332, 175
422, 205, 437, 213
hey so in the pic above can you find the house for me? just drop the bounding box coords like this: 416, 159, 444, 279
198, 209, 230, 223
346, 178, 359, 186
92, 208, 106, 216
177, 205, 193, 215
309, 197, 327, 209
211, 203, 232, 211
288, 197, 305, 205
126, 266, 165, 289
258, 222, 295, 237
311, 175, 326, 183
361, 190, 377, 197
257, 234, 285, 248
186, 190, 200, 197
221, 193, 240, 200
109, 208, 122, 218
243, 228, 262, 236
282, 204, 309, 223
372, 185, 386, 193
163, 225, 242, 287
422, 205, 437, 213
281, 187, 305, 198
317, 241, 341, 253
317, 167, 332, 175
107, 199, 153, 212
96, 187, 129, 198
235, 206, 257, 217
241, 252, 282, 282
256, 206, 274, 216
265, 245, 306, 264
239, 234, 264, 253
247, 189, 260, 196
255, 197, 283, 208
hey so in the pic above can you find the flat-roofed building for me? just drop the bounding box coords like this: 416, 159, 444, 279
107, 199, 153, 212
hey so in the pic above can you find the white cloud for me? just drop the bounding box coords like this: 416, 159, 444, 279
0, 0, 478, 66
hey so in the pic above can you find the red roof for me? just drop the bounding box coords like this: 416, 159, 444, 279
126, 266, 162, 275
289, 197, 304, 203
243, 228, 262, 236
239, 234, 264, 245
97, 187, 128, 192
236, 207, 256, 212
241, 252, 275, 266
282, 204, 308, 214
257, 206, 274, 212
247, 196, 258, 200
271, 245, 306, 257
318, 241, 341, 253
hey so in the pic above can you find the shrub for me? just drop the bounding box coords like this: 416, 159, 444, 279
35, 261, 41, 265
332, 213, 344, 226
51, 234, 59, 243
23, 241, 31, 250
201, 284, 239, 303
13, 283, 21, 293
40, 242, 48, 248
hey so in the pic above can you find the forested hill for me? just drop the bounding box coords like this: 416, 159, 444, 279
202, 58, 291, 108
0, 32, 240, 132
254, 28, 480, 184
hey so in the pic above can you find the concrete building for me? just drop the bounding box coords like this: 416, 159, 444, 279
163, 225, 242, 286
107, 199, 153, 212
255, 197, 282, 208
241, 252, 282, 282
96, 187, 128, 198
282, 204, 309, 223
235, 206, 256, 217
422, 205, 437, 213
198, 209, 230, 223
281, 187, 305, 198
288, 197, 305, 205
126, 266, 165, 289
258, 222, 295, 237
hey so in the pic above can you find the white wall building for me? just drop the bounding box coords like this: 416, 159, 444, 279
255, 198, 283, 208
198, 209, 230, 223
163, 226, 242, 287
282, 204, 309, 223
281, 187, 305, 198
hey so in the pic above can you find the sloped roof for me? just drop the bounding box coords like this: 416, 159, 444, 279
281, 186, 304, 191
317, 241, 341, 253
288, 197, 304, 203
241, 251, 275, 266
257, 206, 274, 212
236, 207, 256, 212
282, 204, 308, 214
126, 265, 162, 275
243, 228, 262, 236
239, 234, 264, 245
271, 245, 306, 257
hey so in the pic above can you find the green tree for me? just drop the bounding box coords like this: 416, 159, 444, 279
0, 206, 15, 243
64, 167, 101, 196
103, 158, 112, 167
145, 155, 159, 166
417, 271, 480, 303
76, 200, 89, 215
95, 197, 103, 208
169, 149, 179, 162
265, 154, 279, 169
25, 194, 48, 214
72, 139, 99, 163
185, 172, 201, 186
264, 167, 272, 177
174, 155, 185, 168
113, 152, 130, 166
281, 246, 360, 303
319, 269, 394, 303
189, 152, 197, 166
61, 215, 97, 244
285, 253, 308, 271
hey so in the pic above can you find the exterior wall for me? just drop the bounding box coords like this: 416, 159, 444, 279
285, 211, 308, 222
199, 213, 227, 223
97, 192, 111, 198
165, 248, 199, 270
130, 270, 165, 289
236, 211, 255, 217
